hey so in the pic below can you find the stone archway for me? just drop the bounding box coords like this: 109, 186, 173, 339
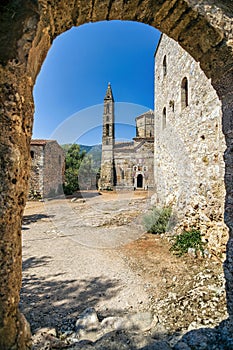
0, 1, 233, 349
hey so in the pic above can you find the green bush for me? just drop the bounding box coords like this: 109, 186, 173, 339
143, 206, 172, 234
63, 168, 80, 195
170, 228, 206, 257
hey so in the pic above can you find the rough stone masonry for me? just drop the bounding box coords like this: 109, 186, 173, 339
0, 1, 233, 349
154, 33, 228, 259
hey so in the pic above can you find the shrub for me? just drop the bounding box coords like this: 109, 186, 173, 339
28, 190, 42, 200
143, 206, 172, 234
170, 228, 206, 257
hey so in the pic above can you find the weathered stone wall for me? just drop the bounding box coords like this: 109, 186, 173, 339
0, 1, 233, 348
28, 145, 44, 198
136, 110, 154, 138
43, 141, 65, 197
28, 141, 64, 199
154, 33, 228, 257
114, 139, 154, 189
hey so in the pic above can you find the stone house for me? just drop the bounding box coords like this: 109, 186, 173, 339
99, 83, 154, 191
29, 139, 65, 199
154, 34, 227, 254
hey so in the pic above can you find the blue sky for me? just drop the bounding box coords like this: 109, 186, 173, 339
33, 21, 161, 145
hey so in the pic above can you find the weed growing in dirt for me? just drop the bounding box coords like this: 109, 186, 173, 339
170, 228, 206, 257
143, 206, 173, 234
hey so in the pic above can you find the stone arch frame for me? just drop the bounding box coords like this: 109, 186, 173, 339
0, 1, 233, 349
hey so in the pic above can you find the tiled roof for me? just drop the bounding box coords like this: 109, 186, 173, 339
30, 139, 55, 146
135, 110, 154, 120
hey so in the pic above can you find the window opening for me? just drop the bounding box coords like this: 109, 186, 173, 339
163, 55, 167, 77
106, 123, 110, 136
162, 107, 166, 130
181, 77, 188, 109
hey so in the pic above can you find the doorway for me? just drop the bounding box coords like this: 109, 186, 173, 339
137, 174, 143, 188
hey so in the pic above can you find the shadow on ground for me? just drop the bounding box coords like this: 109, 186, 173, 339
20, 256, 121, 333
51, 190, 102, 201
22, 213, 55, 226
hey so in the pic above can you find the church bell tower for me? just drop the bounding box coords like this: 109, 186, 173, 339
99, 83, 115, 190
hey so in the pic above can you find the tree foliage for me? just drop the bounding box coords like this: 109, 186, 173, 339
63, 144, 86, 194
63, 144, 100, 195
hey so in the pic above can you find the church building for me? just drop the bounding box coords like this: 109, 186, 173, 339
99, 83, 154, 191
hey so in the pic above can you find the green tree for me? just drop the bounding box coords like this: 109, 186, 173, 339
63, 144, 86, 194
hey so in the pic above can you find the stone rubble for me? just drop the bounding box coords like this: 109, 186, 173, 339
152, 265, 227, 333
31, 305, 233, 350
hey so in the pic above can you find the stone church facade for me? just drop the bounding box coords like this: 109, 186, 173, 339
99, 83, 154, 191
29, 139, 64, 199
154, 34, 227, 254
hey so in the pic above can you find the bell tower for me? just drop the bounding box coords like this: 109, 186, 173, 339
99, 83, 115, 190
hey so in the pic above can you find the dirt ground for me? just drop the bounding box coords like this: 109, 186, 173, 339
20, 191, 228, 347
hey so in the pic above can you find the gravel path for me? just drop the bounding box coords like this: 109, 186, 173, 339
21, 192, 152, 333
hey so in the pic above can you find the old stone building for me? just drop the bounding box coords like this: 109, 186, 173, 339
154, 34, 227, 254
99, 83, 154, 190
29, 139, 64, 198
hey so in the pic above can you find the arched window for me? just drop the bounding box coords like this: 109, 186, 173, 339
163, 55, 167, 77
181, 77, 188, 109
162, 107, 166, 130
106, 123, 110, 136
30, 150, 34, 159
